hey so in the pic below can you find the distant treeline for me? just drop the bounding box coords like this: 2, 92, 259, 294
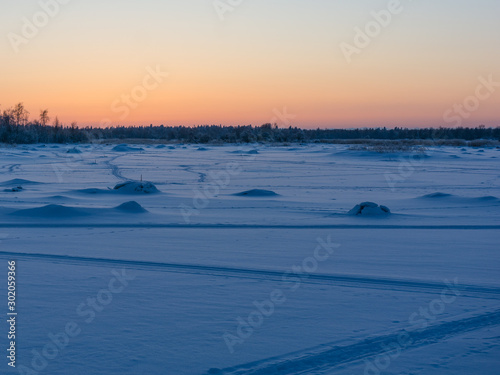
1, 103, 499, 144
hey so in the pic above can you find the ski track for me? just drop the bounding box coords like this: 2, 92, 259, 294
2, 147, 499, 374
104, 155, 127, 181
179, 164, 207, 183
0, 224, 499, 229
207, 309, 500, 375
0, 251, 498, 299
1, 163, 21, 174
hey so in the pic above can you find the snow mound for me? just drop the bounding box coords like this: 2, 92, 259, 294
114, 201, 148, 213
112, 144, 144, 152
418, 193, 498, 203
113, 181, 160, 194
11, 204, 88, 217
66, 147, 82, 154
477, 196, 498, 201
0, 179, 41, 186
155, 144, 166, 149
197, 147, 209, 151
3, 186, 23, 192
231, 149, 259, 155
234, 189, 279, 197
75, 188, 109, 195
48, 195, 72, 201
75, 183, 161, 195
421, 192, 453, 199
348, 202, 391, 216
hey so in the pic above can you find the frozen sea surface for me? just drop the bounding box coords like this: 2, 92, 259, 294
0, 143, 499, 374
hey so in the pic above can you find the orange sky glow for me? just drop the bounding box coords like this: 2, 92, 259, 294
1, 0, 499, 128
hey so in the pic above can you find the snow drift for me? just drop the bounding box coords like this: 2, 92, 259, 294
419, 193, 499, 203
0, 179, 41, 186
114, 201, 148, 213
113, 181, 160, 194
3, 186, 23, 192
75, 188, 110, 195
112, 144, 144, 152
230, 149, 259, 155
234, 189, 278, 197
73, 182, 161, 195
348, 202, 391, 216
11, 204, 89, 218
421, 192, 453, 199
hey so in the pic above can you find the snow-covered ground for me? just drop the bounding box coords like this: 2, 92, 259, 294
0, 143, 499, 374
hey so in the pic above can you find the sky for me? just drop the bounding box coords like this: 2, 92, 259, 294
0, 0, 499, 128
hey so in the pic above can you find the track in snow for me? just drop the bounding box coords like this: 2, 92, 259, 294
206, 309, 500, 375
0, 250, 498, 299
179, 164, 207, 183
104, 155, 127, 181
1, 164, 21, 174
0, 224, 499, 229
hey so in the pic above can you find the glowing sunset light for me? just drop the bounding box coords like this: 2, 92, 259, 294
1, 0, 499, 128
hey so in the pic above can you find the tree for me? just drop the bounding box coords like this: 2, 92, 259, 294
12, 103, 29, 126
40, 109, 50, 126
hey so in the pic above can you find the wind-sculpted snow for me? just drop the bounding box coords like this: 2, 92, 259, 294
3, 186, 23, 192
348, 202, 391, 216
420, 192, 454, 199
0, 143, 499, 374
229, 149, 259, 155
10, 204, 90, 217
113, 181, 160, 194
0, 178, 42, 186
66, 147, 82, 154
114, 201, 148, 213
8, 202, 151, 218
234, 189, 279, 197
112, 144, 144, 152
